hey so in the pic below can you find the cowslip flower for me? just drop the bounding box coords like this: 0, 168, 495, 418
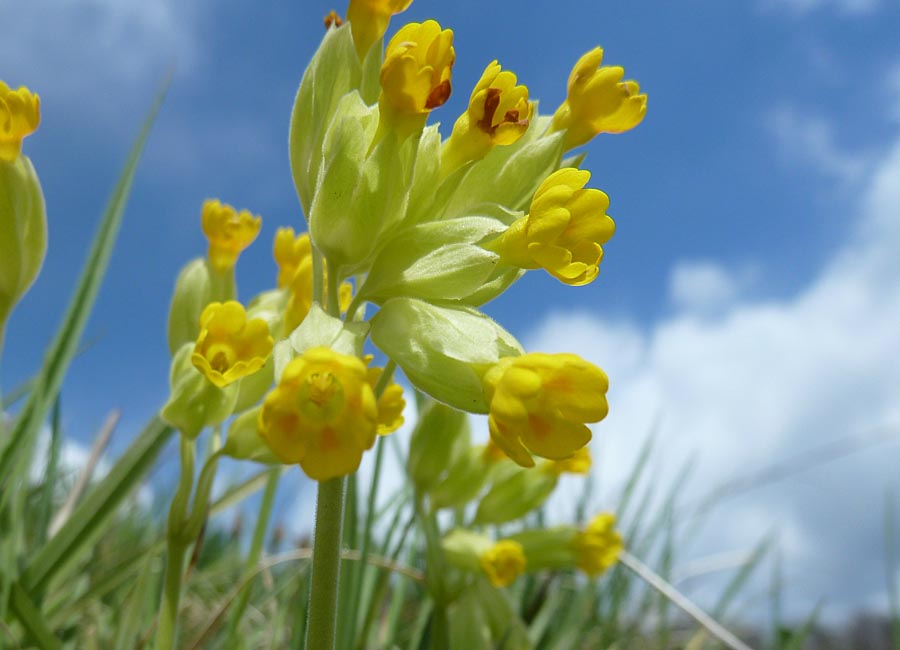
441, 61, 532, 175
378, 20, 455, 137
545, 446, 592, 475
347, 0, 413, 58
482, 352, 608, 467
366, 362, 405, 434
571, 512, 623, 576
550, 47, 647, 151
258, 347, 379, 481
488, 168, 614, 286
480, 540, 526, 588
191, 301, 274, 388
201, 199, 262, 273
0, 82, 40, 163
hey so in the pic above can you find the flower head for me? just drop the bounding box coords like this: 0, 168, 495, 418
572, 512, 623, 576
482, 352, 608, 467
551, 47, 647, 150
546, 446, 592, 475
378, 20, 455, 137
0, 82, 40, 163
201, 199, 262, 273
441, 61, 532, 173
258, 347, 379, 481
348, 0, 414, 58
480, 540, 526, 588
489, 168, 614, 286
191, 301, 274, 388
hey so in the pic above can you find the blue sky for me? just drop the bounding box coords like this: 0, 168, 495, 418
3, 0, 900, 623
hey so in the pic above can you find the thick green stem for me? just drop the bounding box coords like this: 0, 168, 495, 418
326, 267, 340, 318
305, 476, 346, 650
155, 437, 195, 650
312, 247, 325, 306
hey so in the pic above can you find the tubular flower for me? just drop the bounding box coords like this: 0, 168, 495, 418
546, 446, 592, 475
191, 301, 274, 388
480, 540, 526, 588
0, 82, 40, 162
488, 168, 614, 286
482, 352, 609, 468
366, 362, 406, 434
201, 199, 262, 273
550, 47, 647, 150
347, 0, 413, 58
258, 347, 379, 481
441, 61, 532, 174
378, 20, 455, 137
571, 512, 623, 576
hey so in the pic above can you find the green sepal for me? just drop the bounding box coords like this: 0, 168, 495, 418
441, 528, 492, 573
473, 466, 559, 525
370, 298, 522, 413
166, 258, 235, 355
160, 342, 238, 439
429, 445, 492, 510
506, 526, 580, 571
407, 401, 471, 491
223, 407, 281, 465
289, 23, 363, 215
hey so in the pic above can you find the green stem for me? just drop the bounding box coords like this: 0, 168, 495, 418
225, 466, 280, 645
305, 477, 346, 650
312, 247, 325, 307
155, 436, 195, 650
326, 267, 340, 318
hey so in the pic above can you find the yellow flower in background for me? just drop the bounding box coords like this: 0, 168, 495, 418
258, 347, 379, 481
572, 512, 623, 576
441, 61, 532, 174
480, 540, 526, 588
546, 446, 592, 475
550, 47, 647, 150
191, 301, 274, 388
489, 168, 615, 286
366, 362, 406, 434
348, 0, 414, 58
201, 199, 262, 273
0, 82, 40, 163
482, 352, 608, 467
378, 20, 455, 137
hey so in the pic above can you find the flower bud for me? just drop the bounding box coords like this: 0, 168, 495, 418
550, 47, 647, 150
347, 0, 414, 58
428, 445, 494, 510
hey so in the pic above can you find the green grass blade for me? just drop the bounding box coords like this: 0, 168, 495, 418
8, 582, 61, 649
20, 416, 174, 595
0, 76, 170, 493
35, 396, 62, 547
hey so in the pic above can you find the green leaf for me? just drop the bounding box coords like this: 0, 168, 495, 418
8, 582, 61, 649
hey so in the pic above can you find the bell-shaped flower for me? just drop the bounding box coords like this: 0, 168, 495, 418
0, 82, 40, 162
347, 0, 414, 58
201, 199, 262, 273
191, 301, 274, 388
480, 540, 527, 588
482, 352, 608, 467
571, 512, 623, 576
488, 168, 615, 286
550, 47, 647, 150
441, 61, 532, 175
258, 347, 379, 481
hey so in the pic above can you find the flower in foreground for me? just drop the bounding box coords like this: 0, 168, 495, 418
550, 47, 647, 151
441, 60, 532, 174
201, 199, 262, 273
0, 82, 40, 163
489, 168, 614, 286
480, 539, 526, 588
258, 347, 379, 481
482, 352, 608, 467
191, 301, 274, 388
378, 20, 455, 137
572, 512, 623, 576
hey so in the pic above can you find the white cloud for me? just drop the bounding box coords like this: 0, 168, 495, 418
668, 260, 751, 315
525, 123, 900, 618
769, 105, 872, 187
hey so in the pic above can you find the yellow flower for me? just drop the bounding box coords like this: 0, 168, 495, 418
572, 512, 623, 576
546, 446, 592, 475
489, 168, 614, 286
258, 347, 379, 481
366, 362, 406, 434
279, 228, 354, 332
378, 20, 455, 137
191, 301, 274, 388
482, 352, 608, 467
0, 82, 40, 163
348, 0, 413, 58
441, 61, 532, 174
550, 47, 647, 150
201, 199, 262, 273
480, 540, 526, 588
